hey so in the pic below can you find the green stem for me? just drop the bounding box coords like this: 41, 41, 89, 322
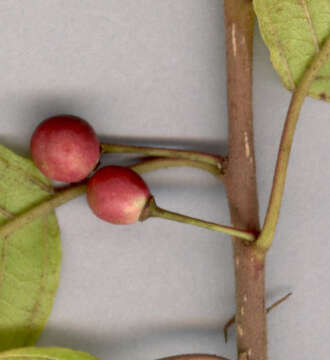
101, 143, 223, 168
0, 176, 251, 242
0, 157, 224, 239
256, 36, 330, 252
131, 157, 223, 178
144, 197, 256, 242
0, 184, 86, 239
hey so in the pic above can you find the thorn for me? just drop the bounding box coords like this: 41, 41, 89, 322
224, 316, 235, 343
266, 292, 292, 313
223, 292, 292, 343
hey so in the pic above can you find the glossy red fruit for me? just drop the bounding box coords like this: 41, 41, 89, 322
30, 115, 100, 182
87, 166, 151, 224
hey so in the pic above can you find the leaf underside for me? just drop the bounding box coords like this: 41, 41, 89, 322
0, 347, 99, 360
254, 0, 330, 101
0, 145, 61, 350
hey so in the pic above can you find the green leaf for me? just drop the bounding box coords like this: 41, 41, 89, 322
0, 347, 99, 360
0, 145, 61, 350
254, 0, 330, 101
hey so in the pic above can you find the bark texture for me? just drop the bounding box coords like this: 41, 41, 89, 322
223, 1, 267, 360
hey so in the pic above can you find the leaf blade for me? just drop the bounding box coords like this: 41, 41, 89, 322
0, 145, 61, 350
254, 0, 330, 101
0, 347, 99, 360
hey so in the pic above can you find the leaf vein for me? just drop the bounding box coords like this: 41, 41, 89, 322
0, 237, 9, 297
315, 75, 330, 80
0, 145, 61, 350
0, 297, 31, 313
0, 208, 14, 219
0, 156, 53, 194
24, 216, 49, 344
264, 1, 296, 89
299, 0, 320, 52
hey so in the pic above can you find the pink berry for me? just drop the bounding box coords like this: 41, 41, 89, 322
30, 115, 100, 182
87, 166, 151, 224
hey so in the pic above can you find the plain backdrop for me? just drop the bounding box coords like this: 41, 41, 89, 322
1, 1, 330, 359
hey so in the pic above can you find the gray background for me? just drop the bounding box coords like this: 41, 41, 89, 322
1, 1, 329, 359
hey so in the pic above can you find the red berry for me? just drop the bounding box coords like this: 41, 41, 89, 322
87, 166, 151, 224
30, 115, 100, 182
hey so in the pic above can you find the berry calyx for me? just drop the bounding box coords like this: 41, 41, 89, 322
87, 166, 151, 224
30, 115, 100, 182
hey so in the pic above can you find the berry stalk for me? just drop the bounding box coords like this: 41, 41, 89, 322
131, 157, 223, 179
101, 143, 224, 168
0, 159, 245, 241
143, 197, 256, 241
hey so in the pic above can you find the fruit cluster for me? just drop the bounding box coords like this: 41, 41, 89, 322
31, 115, 151, 225
30, 116, 250, 240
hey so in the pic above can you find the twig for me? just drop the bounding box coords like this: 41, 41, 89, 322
223, 1, 266, 359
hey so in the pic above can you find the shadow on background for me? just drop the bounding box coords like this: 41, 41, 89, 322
99, 135, 227, 157
36, 323, 234, 360
35, 286, 292, 359
0, 135, 31, 158
1, 90, 227, 160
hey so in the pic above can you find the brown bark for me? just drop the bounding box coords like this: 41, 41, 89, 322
223, 1, 267, 360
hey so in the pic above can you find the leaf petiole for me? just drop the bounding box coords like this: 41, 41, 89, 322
255, 35, 330, 252
0, 184, 86, 239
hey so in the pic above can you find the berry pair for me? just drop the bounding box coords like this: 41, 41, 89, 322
31, 115, 151, 224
